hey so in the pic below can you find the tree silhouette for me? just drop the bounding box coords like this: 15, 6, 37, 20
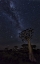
19, 28, 36, 62
4, 47, 8, 51
21, 44, 28, 52
14, 46, 18, 51
31, 45, 36, 49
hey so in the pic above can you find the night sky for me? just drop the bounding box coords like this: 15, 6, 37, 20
0, 0, 40, 49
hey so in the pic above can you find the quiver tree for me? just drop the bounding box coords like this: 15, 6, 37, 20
19, 28, 36, 62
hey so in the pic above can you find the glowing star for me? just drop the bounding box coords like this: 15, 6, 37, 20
11, 36, 13, 38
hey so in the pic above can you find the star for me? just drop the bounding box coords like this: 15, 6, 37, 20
33, 9, 35, 12
11, 36, 13, 38
38, 5, 39, 7
33, 6, 35, 9
28, 2, 30, 5
23, 3, 24, 6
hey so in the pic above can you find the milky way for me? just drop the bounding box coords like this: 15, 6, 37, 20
0, 0, 40, 49
0, 0, 24, 46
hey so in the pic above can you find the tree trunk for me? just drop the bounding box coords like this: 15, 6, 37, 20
28, 38, 36, 62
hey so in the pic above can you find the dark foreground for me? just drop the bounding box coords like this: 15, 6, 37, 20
0, 48, 40, 64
